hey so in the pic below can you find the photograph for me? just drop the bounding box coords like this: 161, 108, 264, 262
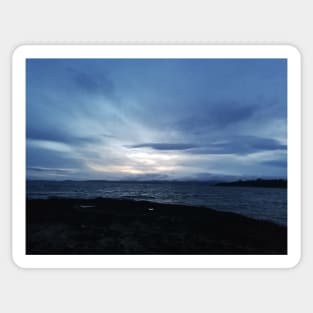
24, 55, 288, 255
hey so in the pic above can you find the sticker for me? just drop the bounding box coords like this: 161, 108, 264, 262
12, 45, 301, 268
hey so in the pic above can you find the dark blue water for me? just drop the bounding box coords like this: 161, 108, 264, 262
27, 180, 287, 226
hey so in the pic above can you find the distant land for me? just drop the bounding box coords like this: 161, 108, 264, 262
26, 176, 286, 184
215, 179, 287, 188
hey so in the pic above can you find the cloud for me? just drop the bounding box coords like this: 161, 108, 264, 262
27, 166, 77, 175
204, 100, 257, 127
129, 136, 286, 156
260, 159, 287, 168
128, 143, 198, 150
247, 137, 286, 150
177, 101, 251, 127
67, 67, 115, 97
173, 98, 285, 140
27, 126, 108, 146
186, 136, 286, 155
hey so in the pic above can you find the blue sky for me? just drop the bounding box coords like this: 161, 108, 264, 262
26, 58, 287, 180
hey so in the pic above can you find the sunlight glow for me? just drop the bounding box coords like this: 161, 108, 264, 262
128, 151, 179, 162
87, 163, 144, 174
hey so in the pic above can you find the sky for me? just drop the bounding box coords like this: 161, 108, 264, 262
26, 58, 287, 181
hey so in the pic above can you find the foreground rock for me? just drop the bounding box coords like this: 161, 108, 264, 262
26, 197, 287, 255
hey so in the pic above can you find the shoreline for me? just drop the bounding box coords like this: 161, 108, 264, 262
26, 197, 287, 255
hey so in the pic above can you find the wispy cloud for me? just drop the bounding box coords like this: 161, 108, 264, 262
127, 136, 286, 155
186, 136, 286, 155
260, 159, 287, 168
68, 67, 115, 96
127, 143, 198, 150
27, 166, 78, 175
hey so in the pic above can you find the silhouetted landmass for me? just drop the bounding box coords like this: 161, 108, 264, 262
26, 197, 287, 255
215, 179, 287, 188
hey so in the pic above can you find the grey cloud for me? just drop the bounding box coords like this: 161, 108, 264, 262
209, 101, 257, 127
127, 136, 286, 155
27, 144, 84, 168
187, 136, 286, 155
173, 98, 286, 140
68, 68, 115, 96
27, 126, 107, 146
27, 167, 77, 175
128, 143, 198, 150
260, 159, 287, 168
174, 101, 257, 133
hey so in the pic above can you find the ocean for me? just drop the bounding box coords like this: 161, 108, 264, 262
26, 180, 287, 226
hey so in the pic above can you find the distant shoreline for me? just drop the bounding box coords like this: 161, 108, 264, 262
26, 197, 287, 255
26, 178, 287, 184
215, 179, 287, 188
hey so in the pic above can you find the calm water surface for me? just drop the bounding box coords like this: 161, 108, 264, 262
27, 181, 287, 225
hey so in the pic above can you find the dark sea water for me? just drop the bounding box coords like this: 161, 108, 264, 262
27, 180, 287, 226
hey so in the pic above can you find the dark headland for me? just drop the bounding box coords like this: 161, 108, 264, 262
26, 197, 287, 255
215, 178, 287, 188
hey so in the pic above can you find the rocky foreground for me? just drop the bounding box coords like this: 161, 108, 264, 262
26, 197, 287, 255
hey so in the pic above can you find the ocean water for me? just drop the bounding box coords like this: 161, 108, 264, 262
27, 180, 287, 226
